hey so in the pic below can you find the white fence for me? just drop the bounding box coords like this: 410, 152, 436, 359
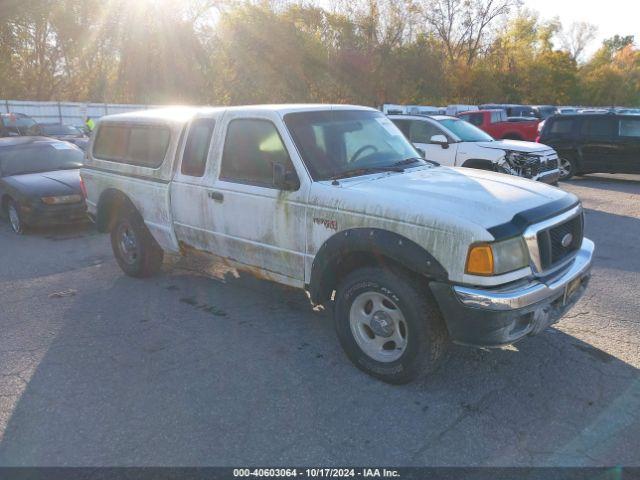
1, 100, 163, 126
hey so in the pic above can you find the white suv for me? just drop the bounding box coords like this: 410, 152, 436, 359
389, 114, 560, 184
81, 105, 593, 384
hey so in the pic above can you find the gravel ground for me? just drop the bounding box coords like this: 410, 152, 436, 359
0, 173, 638, 466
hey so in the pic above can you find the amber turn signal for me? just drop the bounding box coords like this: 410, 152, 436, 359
466, 244, 494, 276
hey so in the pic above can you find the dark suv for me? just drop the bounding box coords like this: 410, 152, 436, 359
540, 113, 640, 180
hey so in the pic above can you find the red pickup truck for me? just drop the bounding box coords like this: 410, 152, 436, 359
458, 109, 540, 141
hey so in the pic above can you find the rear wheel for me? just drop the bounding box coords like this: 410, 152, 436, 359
334, 267, 448, 384
110, 209, 164, 277
7, 200, 25, 235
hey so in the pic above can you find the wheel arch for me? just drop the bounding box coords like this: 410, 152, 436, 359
460, 158, 497, 171
95, 188, 139, 233
308, 228, 449, 305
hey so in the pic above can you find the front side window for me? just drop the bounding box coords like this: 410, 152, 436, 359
181, 118, 215, 177
437, 118, 493, 142
409, 120, 440, 143
220, 119, 295, 187
284, 110, 421, 181
618, 119, 640, 138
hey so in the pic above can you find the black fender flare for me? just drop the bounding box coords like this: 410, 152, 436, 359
460, 158, 497, 171
95, 188, 137, 232
308, 228, 449, 304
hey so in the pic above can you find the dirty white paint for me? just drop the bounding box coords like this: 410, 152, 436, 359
81, 104, 575, 292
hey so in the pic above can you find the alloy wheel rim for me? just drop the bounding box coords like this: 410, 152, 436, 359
558, 157, 572, 178
349, 291, 408, 363
8, 205, 21, 233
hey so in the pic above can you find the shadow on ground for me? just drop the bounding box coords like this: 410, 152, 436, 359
0, 264, 638, 466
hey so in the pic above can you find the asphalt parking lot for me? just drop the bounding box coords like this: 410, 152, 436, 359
0, 174, 639, 467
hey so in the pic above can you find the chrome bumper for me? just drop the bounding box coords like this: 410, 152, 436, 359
454, 238, 594, 311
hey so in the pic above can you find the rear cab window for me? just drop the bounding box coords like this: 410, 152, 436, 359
181, 118, 216, 177
93, 123, 171, 168
465, 113, 484, 127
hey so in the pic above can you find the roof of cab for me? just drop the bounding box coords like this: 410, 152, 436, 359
98, 104, 376, 125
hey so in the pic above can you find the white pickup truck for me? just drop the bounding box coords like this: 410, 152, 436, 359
81, 105, 594, 384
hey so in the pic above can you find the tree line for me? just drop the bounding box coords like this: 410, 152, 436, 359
0, 0, 638, 107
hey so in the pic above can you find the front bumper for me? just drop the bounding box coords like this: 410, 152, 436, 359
534, 169, 560, 184
430, 238, 594, 347
20, 201, 89, 227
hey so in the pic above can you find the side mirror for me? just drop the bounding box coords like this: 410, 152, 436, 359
430, 134, 449, 149
273, 163, 299, 191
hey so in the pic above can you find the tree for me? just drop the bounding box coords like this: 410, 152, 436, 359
559, 22, 598, 63
420, 0, 521, 66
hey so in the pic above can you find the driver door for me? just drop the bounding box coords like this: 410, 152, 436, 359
201, 111, 310, 284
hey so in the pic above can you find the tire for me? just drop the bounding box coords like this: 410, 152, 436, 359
110, 208, 164, 278
558, 155, 578, 180
7, 199, 26, 235
334, 267, 448, 384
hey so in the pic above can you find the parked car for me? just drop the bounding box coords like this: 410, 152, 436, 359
40, 123, 90, 150
479, 104, 536, 118
0, 137, 87, 234
0, 113, 41, 137
82, 105, 593, 384
539, 113, 640, 180
577, 108, 611, 115
530, 105, 557, 120
389, 114, 559, 184
445, 105, 478, 116
457, 109, 540, 141
556, 107, 579, 115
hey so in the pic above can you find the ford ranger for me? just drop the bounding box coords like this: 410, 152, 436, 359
81, 105, 594, 384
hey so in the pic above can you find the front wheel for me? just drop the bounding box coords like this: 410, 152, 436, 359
110, 209, 164, 278
7, 200, 26, 235
334, 267, 448, 384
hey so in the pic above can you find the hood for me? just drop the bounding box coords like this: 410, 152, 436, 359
4, 169, 82, 197
328, 166, 573, 233
475, 139, 551, 153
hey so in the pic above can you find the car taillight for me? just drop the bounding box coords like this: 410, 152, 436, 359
79, 177, 87, 198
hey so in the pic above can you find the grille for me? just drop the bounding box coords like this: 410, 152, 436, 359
539, 156, 558, 173
537, 213, 583, 270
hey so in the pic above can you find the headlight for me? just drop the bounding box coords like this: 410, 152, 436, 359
466, 237, 529, 276
41, 194, 83, 205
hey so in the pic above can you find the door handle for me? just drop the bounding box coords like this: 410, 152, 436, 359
208, 191, 224, 202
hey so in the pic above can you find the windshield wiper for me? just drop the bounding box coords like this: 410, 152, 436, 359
329, 166, 404, 181
393, 157, 440, 167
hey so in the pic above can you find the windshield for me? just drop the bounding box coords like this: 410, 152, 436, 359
0, 143, 83, 176
437, 118, 494, 142
42, 124, 82, 136
283, 110, 424, 181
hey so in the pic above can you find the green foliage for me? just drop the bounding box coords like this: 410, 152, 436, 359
0, 1, 637, 107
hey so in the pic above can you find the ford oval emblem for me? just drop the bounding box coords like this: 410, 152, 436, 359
561, 233, 573, 248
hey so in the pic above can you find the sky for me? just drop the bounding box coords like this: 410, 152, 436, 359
523, 0, 639, 57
